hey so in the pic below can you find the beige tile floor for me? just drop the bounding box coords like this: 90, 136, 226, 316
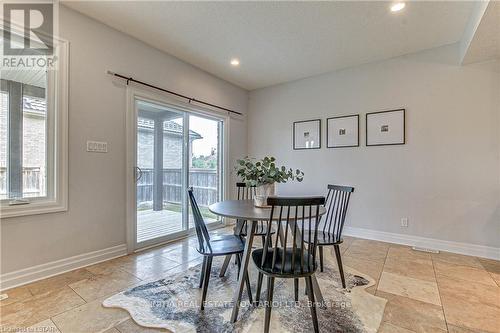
1, 230, 499, 333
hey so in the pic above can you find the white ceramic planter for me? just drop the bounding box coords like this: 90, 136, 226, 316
254, 183, 276, 207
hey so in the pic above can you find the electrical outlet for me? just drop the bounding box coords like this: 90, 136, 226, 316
401, 217, 409, 228
87, 141, 108, 153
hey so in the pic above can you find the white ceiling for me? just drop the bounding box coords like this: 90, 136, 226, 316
64, 1, 476, 90
463, 1, 500, 65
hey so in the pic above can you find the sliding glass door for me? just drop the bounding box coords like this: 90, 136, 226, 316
188, 115, 223, 228
134, 98, 224, 248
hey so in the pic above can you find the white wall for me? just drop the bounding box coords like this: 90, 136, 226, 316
248, 44, 500, 250
0, 6, 248, 274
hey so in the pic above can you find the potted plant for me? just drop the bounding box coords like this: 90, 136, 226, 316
235, 156, 304, 207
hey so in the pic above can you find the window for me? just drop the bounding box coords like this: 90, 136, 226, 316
1, 80, 47, 200
0, 41, 68, 218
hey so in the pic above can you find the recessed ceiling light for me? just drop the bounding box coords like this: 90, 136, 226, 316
390, 2, 405, 12
230, 58, 240, 66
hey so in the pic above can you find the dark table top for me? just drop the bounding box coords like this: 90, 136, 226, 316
209, 199, 326, 221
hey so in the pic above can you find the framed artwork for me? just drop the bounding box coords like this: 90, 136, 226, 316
366, 109, 405, 146
293, 119, 321, 150
327, 114, 359, 148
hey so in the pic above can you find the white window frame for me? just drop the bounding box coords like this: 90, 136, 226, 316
0, 38, 69, 218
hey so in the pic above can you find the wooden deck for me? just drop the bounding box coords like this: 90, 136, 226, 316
137, 209, 218, 243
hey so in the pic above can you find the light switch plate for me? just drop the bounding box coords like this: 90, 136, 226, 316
87, 141, 108, 153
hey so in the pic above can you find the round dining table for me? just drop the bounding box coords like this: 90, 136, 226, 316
209, 199, 327, 323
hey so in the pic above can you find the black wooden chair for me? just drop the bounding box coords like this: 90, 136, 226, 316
187, 188, 253, 310
252, 196, 325, 333
219, 182, 275, 278
236, 182, 275, 245
304, 184, 354, 288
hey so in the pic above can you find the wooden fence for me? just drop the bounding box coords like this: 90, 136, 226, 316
137, 168, 219, 207
0, 167, 218, 206
0, 167, 44, 199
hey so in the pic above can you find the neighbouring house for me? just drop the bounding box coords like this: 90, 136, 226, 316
136, 117, 205, 209
136, 117, 202, 170
0, 87, 47, 199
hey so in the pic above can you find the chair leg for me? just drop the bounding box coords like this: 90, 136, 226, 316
318, 246, 324, 272
200, 256, 212, 310
199, 256, 207, 288
305, 276, 319, 333
219, 254, 231, 277
236, 254, 253, 304
244, 267, 254, 304
334, 244, 346, 288
294, 278, 299, 302
236, 253, 241, 280
255, 272, 264, 305
264, 277, 275, 333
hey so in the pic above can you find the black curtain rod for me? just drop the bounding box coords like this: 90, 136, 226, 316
107, 71, 242, 116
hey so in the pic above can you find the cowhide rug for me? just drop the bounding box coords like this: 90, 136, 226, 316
103, 249, 386, 332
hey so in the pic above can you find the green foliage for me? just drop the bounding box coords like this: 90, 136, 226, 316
192, 155, 217, 169
235, 156, 304, 187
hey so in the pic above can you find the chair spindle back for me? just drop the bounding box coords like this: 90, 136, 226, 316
236, 182, 254, 200
322, 185, 355, 243
262, 196, 325, 274
187, 188, 211, 253
236, 182, 267, 234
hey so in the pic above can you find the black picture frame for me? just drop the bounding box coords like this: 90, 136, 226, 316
326, 114, 360, 148
293, 119, 321, 150
366, 108, 406, 146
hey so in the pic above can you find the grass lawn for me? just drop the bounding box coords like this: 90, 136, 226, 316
164, 202, 218, 220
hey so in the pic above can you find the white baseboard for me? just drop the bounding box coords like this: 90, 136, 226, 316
344, 226, 500, 260
0, 244, 127, 291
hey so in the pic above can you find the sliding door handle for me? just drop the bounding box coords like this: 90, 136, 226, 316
134, 166, 143, 183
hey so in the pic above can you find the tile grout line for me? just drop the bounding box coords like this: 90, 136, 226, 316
433, 258, 498, 288
64, 268, 100, 303
109, 318, 130, 333
27, 286, 35, 297
32, 289, 87, 328
375, 242, 391, 328
378, 245, 451, 333
377, 243, 391, 292
75, 269, 135, 301
115, 325, 124, 333
0, 285, 87, 329
112, 247, 202, 286
50, 317, 64, 333
430, 255, 450, 333
49, 270, 139, 328
50, 288, 133, 333
478, 259, 500, 288
0, 287, 34, 309
115, 264, 148, 281
490, 271, 500, 288
67, 281, 89, 305
33, 285, 90, 328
